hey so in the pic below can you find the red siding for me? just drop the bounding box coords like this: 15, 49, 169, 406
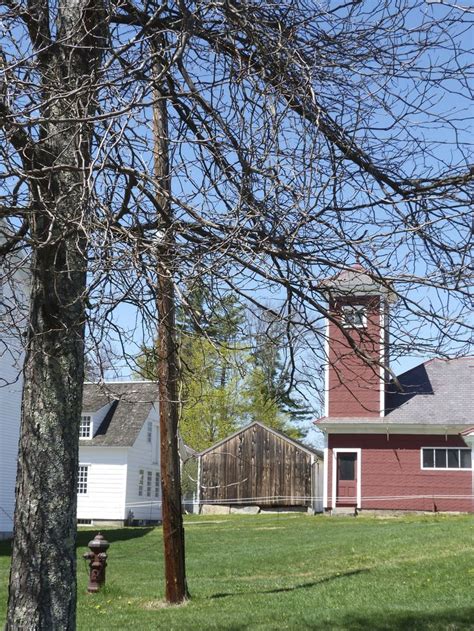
328, 297, 382, 417
327, 434, 472, 512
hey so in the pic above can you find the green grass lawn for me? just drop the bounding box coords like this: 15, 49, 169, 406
1, 513, 473, 630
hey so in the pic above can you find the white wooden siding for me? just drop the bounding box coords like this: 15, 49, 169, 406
0, 359, 22, 537
0, 263, 27, 538
125, 404, 162, 522
315, 458, 324, 513
77, 447, 128, 521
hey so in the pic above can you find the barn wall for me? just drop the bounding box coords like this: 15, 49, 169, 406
327, 434, 472, 512
200, 424, 313, 506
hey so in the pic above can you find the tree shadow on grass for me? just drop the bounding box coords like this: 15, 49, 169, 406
0, 539, 12, 557
211, 568, 370, 599
0, 527, 154, 557
76, 527, 154, 548
220, 608, 474, 631
304, 607, 474, 630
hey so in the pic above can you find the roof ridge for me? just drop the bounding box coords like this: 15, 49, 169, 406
84, 380, 157, 384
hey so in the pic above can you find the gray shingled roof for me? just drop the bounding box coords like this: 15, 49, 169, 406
80, 381, 159, 447
385, 358, 473, 424
321, 265, 396, 301
318, 357, 474, 426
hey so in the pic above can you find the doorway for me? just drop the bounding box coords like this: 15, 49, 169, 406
332, 448, 361, 509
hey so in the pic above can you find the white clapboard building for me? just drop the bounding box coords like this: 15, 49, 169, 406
78, 381, 162, 526
0, 229, 28, 539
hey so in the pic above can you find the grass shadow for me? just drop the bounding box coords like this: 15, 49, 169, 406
0, 539, 12, 558
0, 527, 155, 557
309, 607, 474, 630
209, 608, 474, 631
76, 527, 154, 548
211, 568, 370, 599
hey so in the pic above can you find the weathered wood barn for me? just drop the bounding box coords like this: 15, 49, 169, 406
197, 422, 323, 513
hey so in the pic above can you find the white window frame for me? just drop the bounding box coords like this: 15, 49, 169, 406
147, 421, 153, 443
341, 304, 367, 329
77, 465, 89, 495
146, 470, 152, 497
138, 469, 144, 496
155, 471, 160, 498
331, 448, 362, 510
421, 447, 472, 471
79, 415, 93, 439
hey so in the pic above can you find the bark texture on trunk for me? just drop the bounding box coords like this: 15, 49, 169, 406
157, 268, 188, 604
153, 64, 188, 604
6, 2, 105, 629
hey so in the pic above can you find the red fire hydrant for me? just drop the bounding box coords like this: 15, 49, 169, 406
83, 533, 110, 593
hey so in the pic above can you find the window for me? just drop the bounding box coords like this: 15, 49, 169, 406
138, 469, 144, 496
338, 453, 356, 480
147, 421, 153, 443
422, 448, 471, 470
77, 465, 89, 494
341, 305, 367, 328
146, 471, 152, 497
79, 415, 92, 439
155, 472, 160, 498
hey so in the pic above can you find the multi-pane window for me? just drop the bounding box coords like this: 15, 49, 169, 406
79, 415, 92, 439
146, 471, 152, 497
147, 421, 153, 443
138, 469, 144, 496
77, 465, 89, 494
422, 448, 471, 470
155, 472, 160, 498
341, 305, 366, 328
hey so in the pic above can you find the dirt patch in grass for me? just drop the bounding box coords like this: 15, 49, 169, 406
142, 598, 189, 610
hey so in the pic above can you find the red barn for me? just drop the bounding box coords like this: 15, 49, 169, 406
316, 266, 474, 514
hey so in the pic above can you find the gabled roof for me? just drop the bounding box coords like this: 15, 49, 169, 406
80, 381, 159, 447
317, 357, 473, 427
197, 421, 323, 459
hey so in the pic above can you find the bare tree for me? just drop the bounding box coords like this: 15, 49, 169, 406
0, 0, 472, 626
1, 1, 106, 628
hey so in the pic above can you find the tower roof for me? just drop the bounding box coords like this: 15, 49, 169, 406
323, 265, 396, 301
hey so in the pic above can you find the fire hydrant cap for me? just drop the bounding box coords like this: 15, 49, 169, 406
88, 532, 110, 552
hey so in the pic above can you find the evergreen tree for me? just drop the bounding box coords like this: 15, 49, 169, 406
244, 309, 312, 438
137, 281, 249, 451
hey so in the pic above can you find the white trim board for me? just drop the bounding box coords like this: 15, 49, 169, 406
324, 318, 330, 418
323, 444, 328, 509
318, 424, 470, 435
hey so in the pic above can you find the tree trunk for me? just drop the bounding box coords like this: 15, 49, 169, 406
6, 1, 105, 628
6, 236, 87, 630
153, 54, 188, 603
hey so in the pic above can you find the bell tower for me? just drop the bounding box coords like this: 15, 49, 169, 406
324, 265, 394, 418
